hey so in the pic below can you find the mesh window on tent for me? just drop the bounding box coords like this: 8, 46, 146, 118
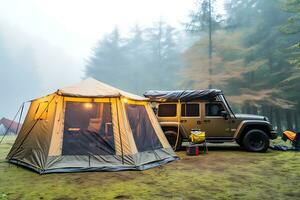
125, 104, 162, 152
62, 102, 115, 155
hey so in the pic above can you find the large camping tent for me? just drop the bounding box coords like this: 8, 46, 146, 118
7, 78, 177, 174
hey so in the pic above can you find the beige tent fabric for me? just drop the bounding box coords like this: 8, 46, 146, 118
7, 94, 58, 169
48, 96, 65, 156
57, 78, 147, 100
7, 79, 178, 174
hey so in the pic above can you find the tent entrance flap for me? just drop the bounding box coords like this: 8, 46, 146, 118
125, 104, 163, 152
62, 102, 115, 155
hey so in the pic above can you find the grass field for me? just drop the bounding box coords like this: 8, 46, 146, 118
0, 136, 299, 200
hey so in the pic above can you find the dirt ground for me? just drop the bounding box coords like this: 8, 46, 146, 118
0, 136, 299, 200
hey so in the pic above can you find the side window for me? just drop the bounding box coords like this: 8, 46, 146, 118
158, 104, 177, 117
181, 103, 200, 117
34, 101, 49, 120
205, 103, 225, 117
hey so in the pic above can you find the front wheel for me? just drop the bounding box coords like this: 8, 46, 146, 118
243, 129, 270, 152
164, 130, 182, 151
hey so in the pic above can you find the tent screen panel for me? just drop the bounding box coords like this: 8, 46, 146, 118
125, 104, 163, 152
158, 104, 177, 117
62, 102, 115, 155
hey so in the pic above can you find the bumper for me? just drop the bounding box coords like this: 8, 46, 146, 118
270, 130, 278, 139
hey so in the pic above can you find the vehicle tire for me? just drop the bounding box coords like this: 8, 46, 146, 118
242, 129, 270, 152
164, 130, 182, 151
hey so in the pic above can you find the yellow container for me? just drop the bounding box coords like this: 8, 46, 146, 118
189, 130, 206, 144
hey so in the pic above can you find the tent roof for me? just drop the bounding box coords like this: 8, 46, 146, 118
144, 89, 223, 102
57, 78, 147, 100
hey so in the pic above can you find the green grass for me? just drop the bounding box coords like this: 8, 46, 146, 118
0, 136, 299, 200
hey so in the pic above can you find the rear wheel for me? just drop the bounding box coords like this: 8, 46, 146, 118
243, 129, 270, 152
164, 130, 182, 151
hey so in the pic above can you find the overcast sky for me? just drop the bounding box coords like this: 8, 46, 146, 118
0, 0, 225, 118
0, 0, 195, 69
0, 0, 224, 67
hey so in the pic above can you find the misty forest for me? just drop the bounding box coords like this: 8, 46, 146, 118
1, 0, 300, 132
1, 1, 300, 199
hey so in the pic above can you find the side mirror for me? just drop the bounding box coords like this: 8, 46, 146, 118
221, 111, 228, 119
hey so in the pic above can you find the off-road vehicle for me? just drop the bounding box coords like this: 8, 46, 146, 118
144, 89, 278, 152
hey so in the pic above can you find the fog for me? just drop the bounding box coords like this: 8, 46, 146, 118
0, 0, 299, 136
0, 0, 205, 118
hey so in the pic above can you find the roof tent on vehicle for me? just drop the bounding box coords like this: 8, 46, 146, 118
144, 89, 223, 102
7, 78, 178, 174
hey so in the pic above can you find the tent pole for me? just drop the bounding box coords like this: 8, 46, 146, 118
173, 100, 181, 150
16, 103, 25, 134
0, 102, 25, 144
116, 98, 124, 164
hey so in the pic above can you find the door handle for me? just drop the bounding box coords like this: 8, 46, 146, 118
180, 119, 187, 123
204, 119, 210, 123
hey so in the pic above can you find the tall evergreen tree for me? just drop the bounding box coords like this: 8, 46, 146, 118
85, 27, 129, 90
145, 20, 181, 90
186, 0, 223, 88
85, 22, 183, 94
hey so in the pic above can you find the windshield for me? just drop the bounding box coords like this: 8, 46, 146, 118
217, 95, 235, 118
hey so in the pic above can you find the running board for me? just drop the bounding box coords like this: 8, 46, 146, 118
182, 138, 235, 143
206, 137, 235, 143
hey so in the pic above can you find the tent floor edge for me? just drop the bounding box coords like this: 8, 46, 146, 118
7, 156, 178, 174
8, 159, 45, 174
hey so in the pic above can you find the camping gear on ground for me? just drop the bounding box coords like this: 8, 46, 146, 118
189, 129, 206, 144
186, 129, 208, 156
186, 144, 200, 156
186, 142, 208, 156
269, 145, 300, 151
6, 78, 178, 174
282, 130, 300, 148
269, 130, 300, 151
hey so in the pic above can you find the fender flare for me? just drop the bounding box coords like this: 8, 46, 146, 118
234, 120, 273, 139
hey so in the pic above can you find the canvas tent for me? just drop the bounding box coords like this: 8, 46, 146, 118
7, 78, 177, 174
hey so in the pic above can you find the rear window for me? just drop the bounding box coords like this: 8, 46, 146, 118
181, 103, 200, 117
158, 104, 177, 117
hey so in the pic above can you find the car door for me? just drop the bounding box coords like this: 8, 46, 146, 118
201, 102, 233, 139
180, 102, 201, 136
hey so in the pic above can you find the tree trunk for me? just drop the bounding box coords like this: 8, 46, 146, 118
286, 109, 293, 130
269, 106, 273, 125
242, 103, 251, 114
294, 111, 299, 131
261, 104, 267, 117
252, 106, 258, 115
208, 0, 212, 89
246, 104, 252, 114
274, 108, 282, 133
